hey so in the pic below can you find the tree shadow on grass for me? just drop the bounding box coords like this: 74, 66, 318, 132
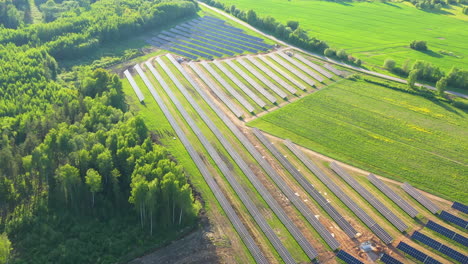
383, 2, 402, 9
421, 8, 454, 15
421, 49, 443, 58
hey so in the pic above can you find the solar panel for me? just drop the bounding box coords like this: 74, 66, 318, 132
191, 36, 243, 53
175, 40, 222, 57
212, 61, 267, 108
197, 20, 267, 43
277, 52, 324, 82
368, 174, 419, 218
123, 69, 145, 102
237, 58, 288, 99
269, 54, 316, 86
254, 135, 358, 239
171, 44, 213, 59
440, 210, 468, 229
397, 241, 442, 264
401, 182, 440, 214
452, 202, 468, 214
200, 62, 255, 113
336, 250, 364, 264
332, 165, 408, 232
224, 60, 277, 104
167, 48, 198, 60
426, 220, 468, 247
380, 253, 403, 264
294, 54, 333, 79
324, 64, 344, 76
412, 231, 468, 263
188, 63, 244, 118
201, 18, 244, 32
246, 56, 297, 94
258, 56, 308, 90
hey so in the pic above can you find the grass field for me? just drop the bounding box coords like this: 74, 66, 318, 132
248, 78, 468, 203
215, 0, 467, 72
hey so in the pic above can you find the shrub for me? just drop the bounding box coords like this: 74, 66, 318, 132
410, 40, 427, 51
324, 48, 336, 57
384, 58, 396, 70
337, 49, 348, 60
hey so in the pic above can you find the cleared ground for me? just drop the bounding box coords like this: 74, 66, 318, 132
215, 0, 468, 72
248, 78, 468, 203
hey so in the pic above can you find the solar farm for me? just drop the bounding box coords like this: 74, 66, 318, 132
120, 13, 468, 264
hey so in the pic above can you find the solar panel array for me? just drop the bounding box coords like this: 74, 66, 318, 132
162, 56, 319, 261
166, 54, 341, 251
258, 55, 308, 91
380, 253, 403, 264
368, 174, 419, 218
141, 61, 268, 264
224, 60, 277, 103
426, 220, 468, 247
439, 210, 468, 229
269, 53, 316, 86
336, 250, 364, 264
412, 231, 468, 263
452, 202, 468, 214
155, 57, 296, 264
277, 52, 324, 82
324, 64, 344, 77
253, 132, 358, 242
237, 58, 288, 99
150, 16, 272, 59
396, 241, 442, 264
200, 61, 255, 113
331, 167, 408, 232
212, 61, 267, 108
246, 56, 297, 94
402, 182, 440, 214
187, 63, 244, 118
123, 69, 145, 102
294, 54, 333, 79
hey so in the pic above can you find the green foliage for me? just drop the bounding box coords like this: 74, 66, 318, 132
384, 58, 396, 70
286, 20, 299, 30
410, 40, 428, 51
436, 76, 448, 95
248, 78, 468, 203
0, 233, 12, 264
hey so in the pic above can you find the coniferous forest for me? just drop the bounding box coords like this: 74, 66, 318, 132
0, 0, 200, 263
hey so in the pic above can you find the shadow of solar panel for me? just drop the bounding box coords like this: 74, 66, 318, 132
380, 253, 403, 264
336, 250, 364, 264
440, 211, 468, 229
167, 48, 197, 60
452, 202, 468, 214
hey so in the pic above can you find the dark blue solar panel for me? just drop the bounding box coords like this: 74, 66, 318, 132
195, 30, 262, 52
196, 24, 271, 49
199, 19, 265, 42
380, 253, 403, 264
192, 23, 269, 50
171, 44, 212, 59
452, 202, 468, 214
440, 245, 468, 263
411, 231, 442, 250
177, 24, 257, 53
191, 36, 242, 53
201, 18, 244, 32
167, 48, 197, 60
336, 250, 363, 264
202, 15, 226, 24
440, 210, 468, 229
397, 242, 428, 262
426, 220, 468, 247
175, 40, 223, 57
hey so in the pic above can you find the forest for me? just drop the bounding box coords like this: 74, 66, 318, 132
0, 0, 200, 263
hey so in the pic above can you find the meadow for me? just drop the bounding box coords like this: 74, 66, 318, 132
248, 79, 468, 203
215, 0, 468, 72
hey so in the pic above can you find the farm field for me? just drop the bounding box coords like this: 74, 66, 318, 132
248, 78, 468, 203
213, 0, 468, 72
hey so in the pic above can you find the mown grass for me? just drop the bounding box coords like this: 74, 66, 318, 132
215, 0, 467, 72
248, 78, 468, 203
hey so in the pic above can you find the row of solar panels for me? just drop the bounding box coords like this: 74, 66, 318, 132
412, 231, 468, 263
149, 16, 273, 59
187, 52, 336, 117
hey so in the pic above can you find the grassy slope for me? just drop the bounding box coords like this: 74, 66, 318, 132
248, 79, 468, 203
215, 0, 467, 72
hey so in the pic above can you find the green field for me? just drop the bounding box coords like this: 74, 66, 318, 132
214, 0, 467, 72
248, 78, 468, 203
